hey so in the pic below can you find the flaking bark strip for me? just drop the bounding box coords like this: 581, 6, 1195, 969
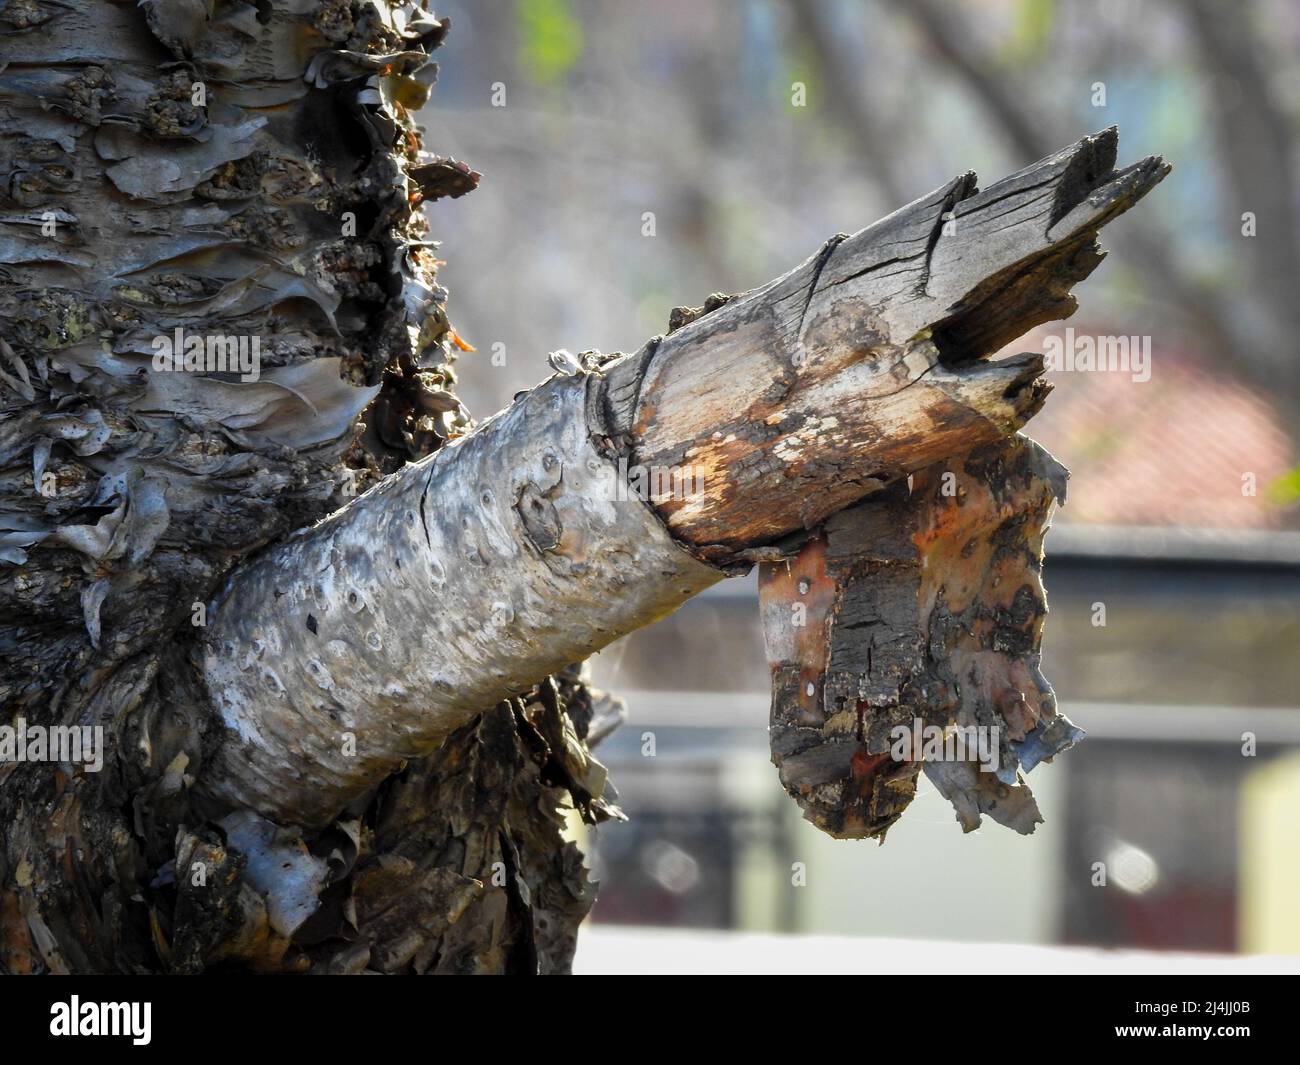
760, 435, 1082, 840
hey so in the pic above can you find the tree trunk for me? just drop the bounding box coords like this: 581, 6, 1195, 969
0, 3, 1164, 975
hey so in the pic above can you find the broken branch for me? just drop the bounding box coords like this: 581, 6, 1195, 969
195, 130, 1166, 828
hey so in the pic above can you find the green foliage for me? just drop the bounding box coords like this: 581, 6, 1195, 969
517, 0, 584, 85
1008, 0, 1054, 60
1265, 465, 1300, 508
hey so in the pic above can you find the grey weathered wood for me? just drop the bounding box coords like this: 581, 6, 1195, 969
608, 128, 1168, 556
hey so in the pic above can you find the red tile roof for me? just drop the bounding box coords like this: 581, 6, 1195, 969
1005, 324, 1297, 530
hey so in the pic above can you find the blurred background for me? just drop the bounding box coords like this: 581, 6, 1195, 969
418, 0, 1300, 967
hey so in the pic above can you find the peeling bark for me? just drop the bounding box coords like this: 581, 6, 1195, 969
761, 435, 1081, 840
0, 1, 595, 975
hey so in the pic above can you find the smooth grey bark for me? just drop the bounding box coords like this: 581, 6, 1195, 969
197, 372, 721, 826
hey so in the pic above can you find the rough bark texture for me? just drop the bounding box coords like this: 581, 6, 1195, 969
0, 3, 1166, 975
1, 1, 603, 975
760, 435, 1081, 840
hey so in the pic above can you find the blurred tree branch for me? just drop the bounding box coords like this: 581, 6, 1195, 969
1184, 0, 1300, 384
792, 0, 1298, 430
787, 0, 907, 206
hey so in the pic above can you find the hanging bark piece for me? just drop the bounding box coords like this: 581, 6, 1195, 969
760, 434, 1081, 840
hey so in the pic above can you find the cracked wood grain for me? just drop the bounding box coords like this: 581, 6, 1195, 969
606, 128, 1167, 557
